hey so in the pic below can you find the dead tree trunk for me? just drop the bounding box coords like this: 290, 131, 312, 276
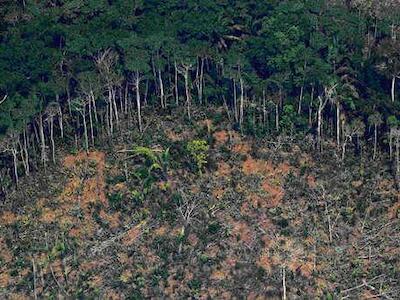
317, 95, 328, 152
239, 75, 244, 128
11, 147, 18, 186
336, 103, 340, 147
373, 123, 377, 160
233, 79, 238, 123
174, 60, 179, 105
49, 116, 55, 163
158, 68, 165, 108
392, 75, 396, 103
177, 63, 193, 120
88, 99, 94, 146
134, 71, 143, 132
22, 128, 30, 175
37, 113, 47, 169
81, 109, 89, 153
309, 85, 314, 127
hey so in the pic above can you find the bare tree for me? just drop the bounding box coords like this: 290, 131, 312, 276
342, 118, 366, 160
195, 56, 205, 104
130, 71, 143, 132
36, 113, 47, 169
95, 49, 121, 135
176, 190, 199, 254
0, 132, 20, 186
177, 63, 193, 120
72, 98, 89, 153
0, 94, 7, 105
78, 72, 101, 145
174, 60, 179, 105
317, 84, 337, 152
377, 38, 400, 103
45, 102, 62, 163
390, 127, 400, 189
368, 112, 383, 160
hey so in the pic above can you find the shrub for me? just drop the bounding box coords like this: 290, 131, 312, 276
128, 146, 171, 201
187, 139, 209, 175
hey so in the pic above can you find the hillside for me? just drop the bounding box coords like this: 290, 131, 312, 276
1, 1, 400, 299
1, 108, 399, 299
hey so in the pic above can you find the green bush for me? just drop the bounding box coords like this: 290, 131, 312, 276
129, 146, 170, 201
187, 139, 209, 175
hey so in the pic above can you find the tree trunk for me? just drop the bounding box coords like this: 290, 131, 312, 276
38, 114, 46, 169
88, 99, 94, 146
23, 128, 30, 175
82, 111, 89, 153
336, 103, 340, 146
233, 79, 238, 123
135, 72, 143, 132
158, 68, 165, 108
317, 109, 322, 152
112, 87, 119, 126
144, 79, 149, 106
151, 56, 159, 96
18, 140, 28, 176
202, 58, 206, 104
66, 85, 72, 116
196, 57, 204, 104
392, 76, 396, 103
105, 102, 110, 136
396, 135, 400, 189
12, 148, 18, 186
275, 103, 279, 132
91, 91, 98, 124
108, 88, 114, 135
49, 117, 55, 164
298, 85, 304, 115
263, 89, 267, 127
342, 141, 346, 160
184, 69, 191, 120
55, 94, 64, 139
124, 82, 129, 115
196, 58, 201, 104
317, 97, 325, 152
58, 106, 64, 139
390, 129, 393, 160
373, 124, 377, 160
222, 95, 232, 121
309, 86, 314, 127
174, 61, 179, 105
239, 76, 244, 127
118, 87, 123, 115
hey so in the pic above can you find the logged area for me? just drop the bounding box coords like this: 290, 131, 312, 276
1, 0, 400, 299
1, 110, 399, 298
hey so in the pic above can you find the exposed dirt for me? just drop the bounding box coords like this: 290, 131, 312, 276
0, 112, 399, 299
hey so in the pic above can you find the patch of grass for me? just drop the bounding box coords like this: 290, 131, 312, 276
207, 222, 222, 235
106, 174, 126, 185
188, 278, 202, 292
128, 290, 144, 300
151, 265, 169, 286
152, 236, 172, 261
49, 241, 66, 260
107, 191, 124, 208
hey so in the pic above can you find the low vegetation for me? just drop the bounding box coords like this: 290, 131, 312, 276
0, 109, 399, 298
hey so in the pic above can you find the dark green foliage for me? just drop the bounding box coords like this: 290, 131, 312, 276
187, 140, 209, 175
0, 0, 398, 156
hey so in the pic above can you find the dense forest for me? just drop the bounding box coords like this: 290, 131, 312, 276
0, 0, 400, 298
0, 0, 399, 187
